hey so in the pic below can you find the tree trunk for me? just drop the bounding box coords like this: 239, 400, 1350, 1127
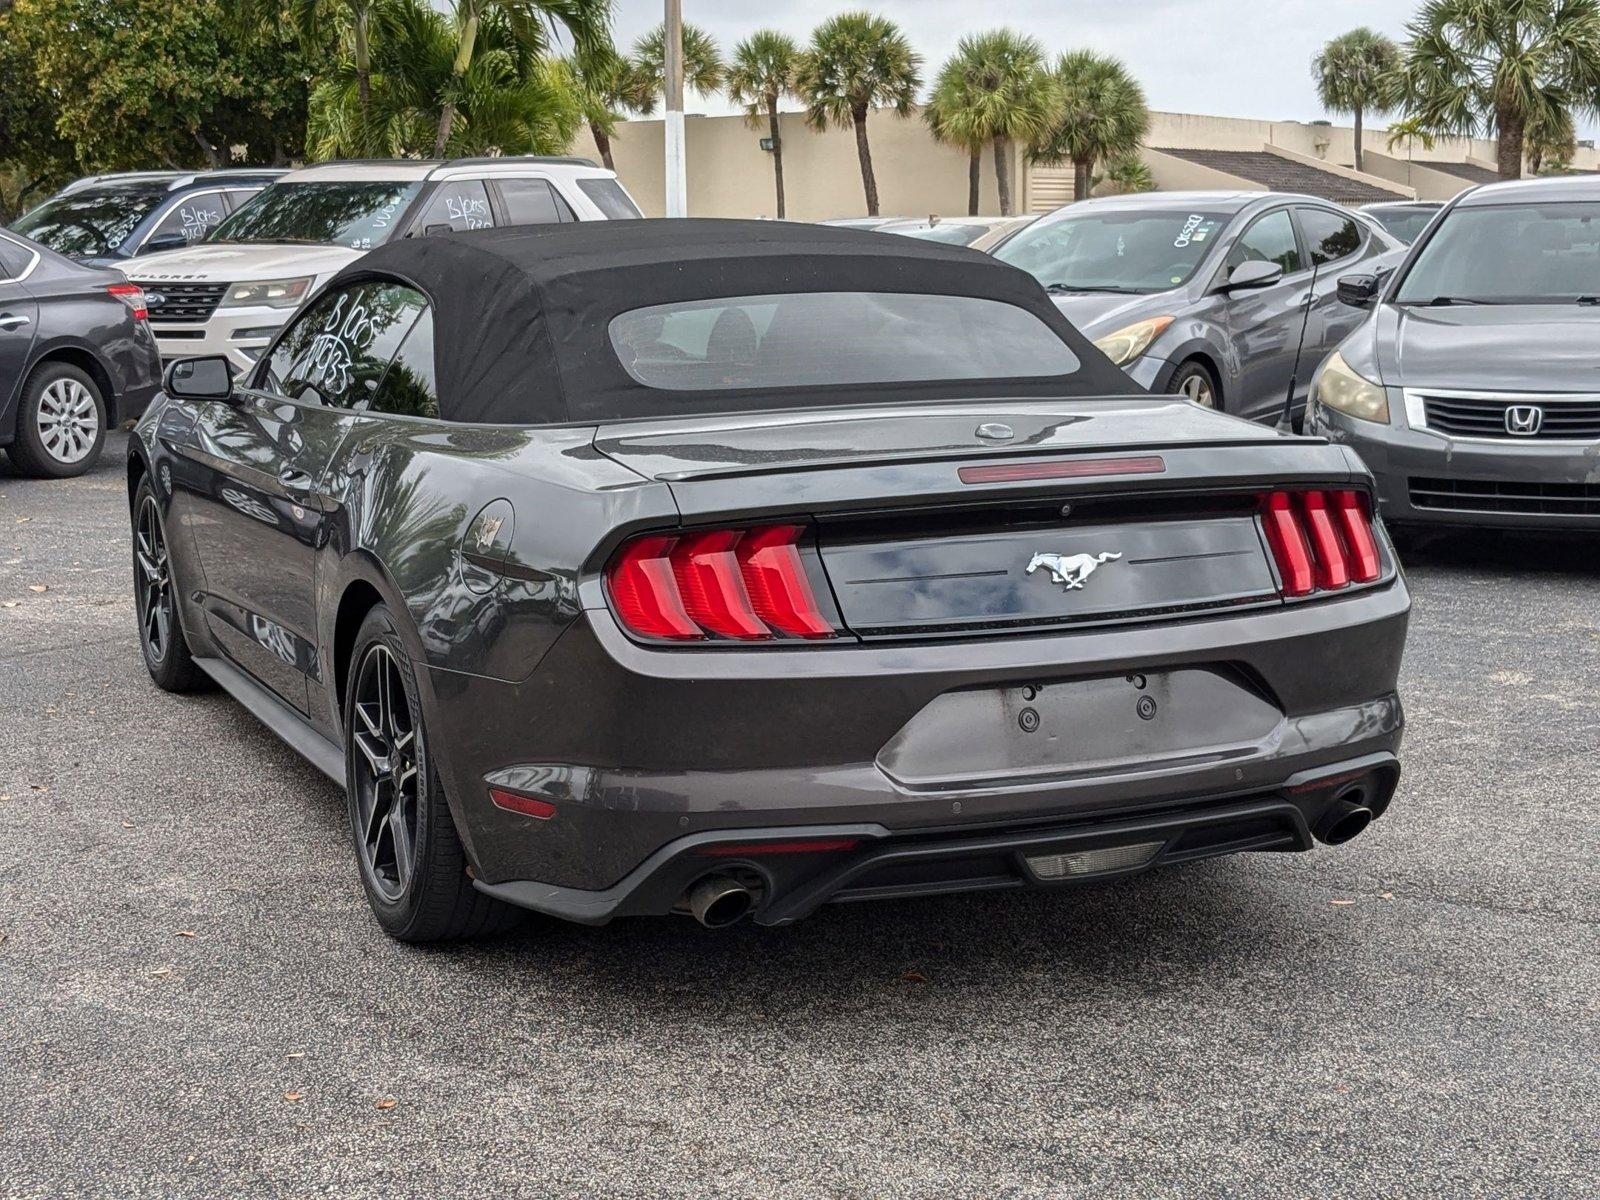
1353, 105, 1363, 173
1496, 104, 1525, 180
852, 104, 878, 216
967, 148, 980, 216
993, 135, 1012, 216
434, 3, 481, 157
767, 95, 785, 219
592, 124, 615, 172
191, 128, 222, 169
354, 8, 372, 129
1073, 156, 1092, 202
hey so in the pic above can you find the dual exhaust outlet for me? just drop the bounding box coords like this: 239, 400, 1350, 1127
1314, 783, 1377, 846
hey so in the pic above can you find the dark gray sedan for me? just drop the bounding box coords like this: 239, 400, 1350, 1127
130, 220, 1408, 941
993, 191, 1404, 420
1, 228, 161, 476
1310, 175, 1600, 530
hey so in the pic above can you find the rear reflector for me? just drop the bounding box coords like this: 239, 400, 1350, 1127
1027, 841, 1163, 879
959, 455, 1166, 485
698, 838, 862, 857
608, 524, 837, 643
1262, 489, 1383, 598
488, 788, 556, 820
107, 283, 148, 322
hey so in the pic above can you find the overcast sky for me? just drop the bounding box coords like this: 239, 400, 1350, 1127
606, 0, 1598, 139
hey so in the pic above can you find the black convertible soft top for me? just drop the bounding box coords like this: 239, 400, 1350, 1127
330, 218, 1140, 425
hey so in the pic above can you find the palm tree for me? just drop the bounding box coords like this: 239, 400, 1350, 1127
1312, 28, 1399, 173
727, 31, 800, 219
1527, 106, 1578, 173
1031, 50, 1149, 203
568, 49, 653, 171
796, 11, 922, 216
1397, 0, 1600, 179
1096, 152, 1155, 195
287, 0, 382, 126
631, 20, 724, 102
431, 0, 610, 157
308, 0, 582, 159
922, 31, 1057, 217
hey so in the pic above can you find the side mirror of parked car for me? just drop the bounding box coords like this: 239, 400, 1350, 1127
141, 233, 189, 254
1223, 260, 1284, 291
165, 356, 235, 403
1337, 274, 1381, 307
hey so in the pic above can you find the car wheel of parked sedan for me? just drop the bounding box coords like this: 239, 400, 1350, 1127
7, 363, 107, 478
132, 477, 205, 693
1170, 360, 1220, 410
344, 605, 523, 942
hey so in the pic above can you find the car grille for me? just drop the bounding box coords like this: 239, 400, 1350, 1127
1409, 477, 1600, 516
1418, 391, 1600, 441
144, 282, 229, 324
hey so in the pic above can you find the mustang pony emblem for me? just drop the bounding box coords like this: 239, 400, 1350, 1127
1026, 551, 1122, 590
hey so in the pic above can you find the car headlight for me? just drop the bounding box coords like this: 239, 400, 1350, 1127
222, 277, 313, 309
1313, 351, 1389, 423
1092, 316, 1175, 366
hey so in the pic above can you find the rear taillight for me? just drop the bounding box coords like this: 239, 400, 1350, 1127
107, 283, 148, 322
607, 525, 838, 643
1261, 490, 1382, 598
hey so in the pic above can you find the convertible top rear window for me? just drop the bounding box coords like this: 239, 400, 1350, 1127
608, 292, 1080, 393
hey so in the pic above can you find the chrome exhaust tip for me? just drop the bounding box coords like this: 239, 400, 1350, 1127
685, 875, 755, 928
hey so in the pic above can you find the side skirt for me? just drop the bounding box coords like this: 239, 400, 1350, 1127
193, 655, 346, 785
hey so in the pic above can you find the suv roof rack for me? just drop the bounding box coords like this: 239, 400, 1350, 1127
438, 155, 600, 171
164, 168, 290, 190
60, 171, 183, 194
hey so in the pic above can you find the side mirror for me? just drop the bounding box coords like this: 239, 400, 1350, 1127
1223, 260, 1284, 291
141, 232, 188, 254
165, 356, 234, 402
1337, 273, 1380, 307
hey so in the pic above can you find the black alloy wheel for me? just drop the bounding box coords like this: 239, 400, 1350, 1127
350, 642, 421, 904
132, 479, 203, 692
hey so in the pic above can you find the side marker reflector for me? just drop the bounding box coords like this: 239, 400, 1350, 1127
489, 788, 556, 820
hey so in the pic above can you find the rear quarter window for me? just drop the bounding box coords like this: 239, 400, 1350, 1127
577, 178, 643, 220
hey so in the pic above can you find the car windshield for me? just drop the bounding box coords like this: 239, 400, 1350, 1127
609, 291, 1080, 394
207, 181, 422, 249
891, 223, 990, 246
1395, 201, 1600, 304
1368, 207, 1438, 244
11, 185, 169, 258
994, 209, 1230, 293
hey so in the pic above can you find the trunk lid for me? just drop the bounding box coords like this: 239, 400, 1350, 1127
593, 399, 1358, 640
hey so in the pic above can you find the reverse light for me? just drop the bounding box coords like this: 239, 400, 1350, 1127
222, 276, 314, 309
1261, 489, 1383, 599
107, 283, 148, 321
1092, 316, 1175, 366
1313, 351, 1389, 423
607, 525, 837, 643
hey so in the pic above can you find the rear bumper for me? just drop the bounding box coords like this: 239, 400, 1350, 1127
475, 754, 1401, 925
1313, 403, 1600, 529
425, 574, 1409, 899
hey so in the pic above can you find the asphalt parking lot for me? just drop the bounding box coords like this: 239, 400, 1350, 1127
1, 431, 1595, 1198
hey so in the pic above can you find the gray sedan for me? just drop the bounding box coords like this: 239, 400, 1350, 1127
992, 191, 1404, 421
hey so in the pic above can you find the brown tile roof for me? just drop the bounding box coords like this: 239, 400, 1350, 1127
1160, 149, 1406, 204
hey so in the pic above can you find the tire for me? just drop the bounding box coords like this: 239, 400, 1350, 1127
6, 362, 107, 478
132, 477, 205, 692
1170, 360, 1221, 411
344, 604, 523, 942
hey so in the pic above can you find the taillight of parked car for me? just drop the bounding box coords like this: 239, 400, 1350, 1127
107, 283, 148, 322
607, 524, 838, 642
1261, 490, 1381, 598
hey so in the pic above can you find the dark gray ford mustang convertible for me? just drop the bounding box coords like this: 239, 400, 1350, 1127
129, 220, 1409, 940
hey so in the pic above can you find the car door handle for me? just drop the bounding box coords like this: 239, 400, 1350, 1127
277, 468, 315, 495
0, 314, 31, 331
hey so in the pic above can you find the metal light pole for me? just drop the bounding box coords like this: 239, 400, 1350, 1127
663, 0, 687, 217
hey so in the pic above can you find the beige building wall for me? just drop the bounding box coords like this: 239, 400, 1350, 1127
573, 110, 1026, 221
577, 106, 1600, 221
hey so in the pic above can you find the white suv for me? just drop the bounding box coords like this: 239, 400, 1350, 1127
123, 157, 641, 372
